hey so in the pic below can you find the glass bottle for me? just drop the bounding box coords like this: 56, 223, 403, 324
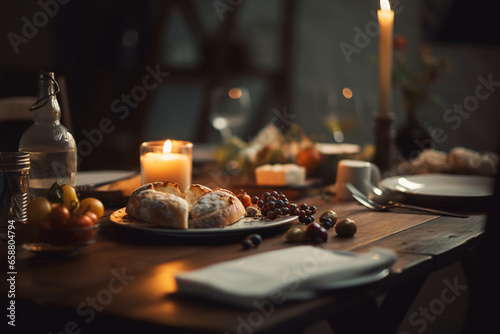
19, 71, 77, 198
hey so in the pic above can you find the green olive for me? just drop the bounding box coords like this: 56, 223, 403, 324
334, 218, 357, 237
285, 227, 309, 242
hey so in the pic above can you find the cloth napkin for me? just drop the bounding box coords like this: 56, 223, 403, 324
175, 246, 396, 308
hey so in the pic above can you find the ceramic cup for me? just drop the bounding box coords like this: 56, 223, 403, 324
335, 159, 381, 200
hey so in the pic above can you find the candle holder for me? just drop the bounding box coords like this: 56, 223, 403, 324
140, 140, 193, 191
372, 114, 396, 173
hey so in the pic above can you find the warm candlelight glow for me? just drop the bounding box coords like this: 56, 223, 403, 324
228, 88, 243, 99
212, 117, 228, 130
163, 139, 172, 154
342, 87, 353, 99
380, 0, 390, 11
140, 140, 192, 190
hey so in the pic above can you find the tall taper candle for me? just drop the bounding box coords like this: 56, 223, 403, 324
378, 0, 394, 118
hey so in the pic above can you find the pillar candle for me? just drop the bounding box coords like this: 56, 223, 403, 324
140, 140, 192, 191
378, 0, 394, 118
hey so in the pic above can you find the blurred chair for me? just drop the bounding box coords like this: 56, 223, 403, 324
0, 96, 35, 122
0, 96, 36, 151
136, 0, 296, 143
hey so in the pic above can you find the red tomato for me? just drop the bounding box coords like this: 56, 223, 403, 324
49, 206, 70, 229
68, 215, 95, 243
296, 147, 322, 176
237, 193, 252, 208
234, 189, 247, 196
85, 211, 98, 226
68, 215, 93, 228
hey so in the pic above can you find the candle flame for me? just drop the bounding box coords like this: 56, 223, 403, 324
380, 0, 390, 10
163, 140, 172, 154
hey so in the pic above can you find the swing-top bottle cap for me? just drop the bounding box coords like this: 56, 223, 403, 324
37, 71, 55, 83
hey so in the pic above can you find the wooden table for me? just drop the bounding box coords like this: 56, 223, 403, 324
3, 195, 485, 334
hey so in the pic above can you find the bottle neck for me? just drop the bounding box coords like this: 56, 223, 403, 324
34, 80, 61, 126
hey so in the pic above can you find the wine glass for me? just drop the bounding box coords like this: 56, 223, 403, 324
210, 86, 250, 140
323, 87, 363, 143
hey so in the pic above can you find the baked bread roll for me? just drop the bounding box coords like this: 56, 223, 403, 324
189, 188, 246, 228
126, 189, 189, 229
449, 146, 498, 176
126, 182, 245, 229
130, 181, 184, 199
184, 184, 212, 206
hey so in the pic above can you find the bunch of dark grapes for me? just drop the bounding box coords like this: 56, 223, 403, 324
296, 203, 317, 224
252, 191, 289, 219
251, 191, 317, 222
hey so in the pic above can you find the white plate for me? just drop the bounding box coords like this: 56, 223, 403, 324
110, 208, 297, 237
76, 170, 138, 188
381, 174, 494, 200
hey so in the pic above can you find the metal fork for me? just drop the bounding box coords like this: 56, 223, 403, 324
346, 183, 469, 218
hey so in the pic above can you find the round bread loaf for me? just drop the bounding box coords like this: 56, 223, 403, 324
126, 182, 245, 229
131, 181, 184, 199
126, 189, 189, 229
189, 188, 246, 228
184, 184, 212, 206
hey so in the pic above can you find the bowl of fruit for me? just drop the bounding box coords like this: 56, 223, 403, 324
21, 182, 104, 254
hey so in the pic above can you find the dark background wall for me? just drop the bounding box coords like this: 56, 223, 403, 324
1, 0, 499, 171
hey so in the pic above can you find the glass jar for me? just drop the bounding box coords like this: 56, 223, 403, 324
0, 152, 30, 239
19, 71, 77, 198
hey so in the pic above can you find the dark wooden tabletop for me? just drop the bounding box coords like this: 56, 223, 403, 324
2, 195, 485, 334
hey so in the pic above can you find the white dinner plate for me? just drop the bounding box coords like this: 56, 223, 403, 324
76, 170, 138, 188
110, 208, 297, 237
380, 174, 494, 201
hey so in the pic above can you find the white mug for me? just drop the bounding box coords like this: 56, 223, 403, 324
335, 159, 381, 200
